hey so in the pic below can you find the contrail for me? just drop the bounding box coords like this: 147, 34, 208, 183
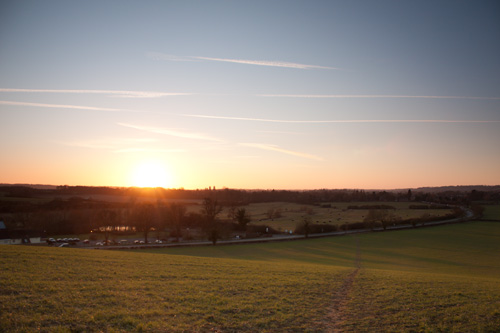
240, 143, 323, 161
258, 94, 500, 100
0, 100, 135, 112
185, 114, 500, 124
192, 56, 337, 70
0, 88, 191, 98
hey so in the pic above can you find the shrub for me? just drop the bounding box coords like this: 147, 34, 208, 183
348, 205, 396, 210
294, 223, 338, 235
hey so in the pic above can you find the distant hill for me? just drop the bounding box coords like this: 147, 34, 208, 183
0, 184, 57, 190
414, 185, 500, 193
1, 183, 499, 192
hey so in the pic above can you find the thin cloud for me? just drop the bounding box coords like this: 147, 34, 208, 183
259, 94, 500, 100
114, 148, 185, 153
192, 56, 336, 70
59, 138, 184, 154
240, 143, 323, 161
184, 114, 500, 124
119, 123, 223, 142
0, 100, 135, 112
59, 138, 158, 150
61, 141, 115, 150
0, 88, 191, 98
148, 52, 336, 69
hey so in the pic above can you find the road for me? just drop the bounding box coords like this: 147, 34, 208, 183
89, 206, 476, 250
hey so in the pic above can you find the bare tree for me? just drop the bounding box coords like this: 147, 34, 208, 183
167, 202, 187, 242
201, 197, 223, 245
299, 216, 312, 238
364, 209, 399, 230
226, 202, 238, 220
97, 209, 118, 244
266, 207, 282, 220
131, 202, 155, 243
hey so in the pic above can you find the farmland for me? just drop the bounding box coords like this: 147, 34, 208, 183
482, 204, 500, 221
1, 220, 499, 331
238, 201, 455, 231
1, 184, 464, 244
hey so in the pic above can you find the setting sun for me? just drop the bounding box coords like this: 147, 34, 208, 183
131, 161, 171, 188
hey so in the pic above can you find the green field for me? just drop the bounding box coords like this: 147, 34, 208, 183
1, 221, 499, 331
482, 204, 500, 220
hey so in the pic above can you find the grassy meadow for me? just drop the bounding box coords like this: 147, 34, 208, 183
233, 201, 454, 231
0, 245, 349, 332
482, 204, 500, 220
1, 221, 500, 331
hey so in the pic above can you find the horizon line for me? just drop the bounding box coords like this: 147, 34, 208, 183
1, 183, 498, 192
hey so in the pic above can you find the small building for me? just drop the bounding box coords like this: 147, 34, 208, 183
0, 221, 44, 244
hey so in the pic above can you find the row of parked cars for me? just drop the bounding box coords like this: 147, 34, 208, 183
47, 237, 81, 247
95, 239, 165, 246
47, 237, 166, 247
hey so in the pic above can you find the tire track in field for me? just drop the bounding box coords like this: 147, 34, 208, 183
325, 236, 361, 332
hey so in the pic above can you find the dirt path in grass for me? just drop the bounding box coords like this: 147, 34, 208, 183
324, 237, 361, 332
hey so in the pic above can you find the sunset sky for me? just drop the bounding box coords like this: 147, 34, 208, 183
1, 1, 499, 190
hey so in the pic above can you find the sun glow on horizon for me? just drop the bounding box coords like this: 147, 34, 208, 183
131, 161, 172, 188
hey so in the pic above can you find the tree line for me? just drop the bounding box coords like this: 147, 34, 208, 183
0, 194, 254, 245
1, 185, 497, 244
3, 185, 499, 205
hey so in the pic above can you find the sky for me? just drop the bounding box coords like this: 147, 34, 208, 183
1, 0, 499, 190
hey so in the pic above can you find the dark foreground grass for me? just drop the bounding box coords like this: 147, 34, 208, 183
1, 221, 499, 331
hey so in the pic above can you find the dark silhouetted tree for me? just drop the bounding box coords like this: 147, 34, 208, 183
299, 216, 312, 238
167, 202, 187, 242
97, 209, 118, 244
132, 202, 155, 244
235, 208, 251, 231
201, 197, 223, 245
364, 209, 399, 230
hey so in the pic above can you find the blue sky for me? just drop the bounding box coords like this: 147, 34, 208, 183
1, 1, 499, 189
